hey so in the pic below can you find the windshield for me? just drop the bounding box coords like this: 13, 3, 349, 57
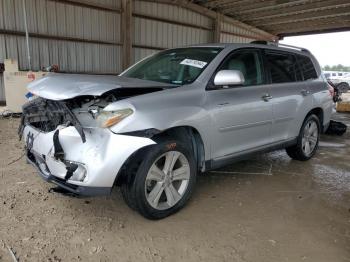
121, 47, 223, 85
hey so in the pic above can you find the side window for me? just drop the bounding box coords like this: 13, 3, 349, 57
265, 51, 302, 83
297, 55, 318, 80
218, 50, 264, 86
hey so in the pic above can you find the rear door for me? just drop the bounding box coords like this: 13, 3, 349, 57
206, 48, 273, 159
264, 50, 309, 142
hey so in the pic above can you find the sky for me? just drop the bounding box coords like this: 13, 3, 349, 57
280, 31, 350, 67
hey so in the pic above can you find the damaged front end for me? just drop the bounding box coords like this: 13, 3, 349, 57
19, 97, 86, 142
19, 94, 156, 196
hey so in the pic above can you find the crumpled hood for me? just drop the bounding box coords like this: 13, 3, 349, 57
28, 73, 175, 100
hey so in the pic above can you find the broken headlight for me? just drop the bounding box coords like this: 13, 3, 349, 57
96, 108, 133, 128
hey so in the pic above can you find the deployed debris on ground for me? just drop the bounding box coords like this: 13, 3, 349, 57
325, 120, 347, 136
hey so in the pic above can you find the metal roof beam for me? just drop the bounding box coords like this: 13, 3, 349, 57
237, 0, 349, 20
221, 0, 311, 15
269, 18, 350, 34
199, 0, 242, 9
255, 7, 350, 26
244, 1, 350, 23
205, 0, 257, 9
278, 26, 350, 37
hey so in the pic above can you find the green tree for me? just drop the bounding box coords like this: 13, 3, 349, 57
322, 65, 350, 71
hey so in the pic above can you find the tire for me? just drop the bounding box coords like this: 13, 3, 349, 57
122, 140, 197, 219
121, 181, 137, 211
336, 82, 349, 93
286, 114, 320, 161
120, 154, 143, 211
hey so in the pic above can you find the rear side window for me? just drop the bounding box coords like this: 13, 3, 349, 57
297, 55, 318, 80
265, 51, 302, 83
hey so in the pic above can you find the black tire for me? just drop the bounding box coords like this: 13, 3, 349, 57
336, 82, 349, 93
286, 114, 320, 161
122, 140, 196, 219
121, 181, 137, 211
120, 155, 143, 211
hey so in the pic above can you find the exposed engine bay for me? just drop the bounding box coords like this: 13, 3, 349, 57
19, 87, 164, 142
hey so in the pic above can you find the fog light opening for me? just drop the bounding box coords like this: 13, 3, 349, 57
69, 164, 87, 182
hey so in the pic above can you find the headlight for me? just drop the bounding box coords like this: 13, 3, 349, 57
97, 108, 133, 128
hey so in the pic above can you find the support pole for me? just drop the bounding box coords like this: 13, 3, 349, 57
22, 0, 31, 70
213, 13, 222, 43
121, 0, 132, 70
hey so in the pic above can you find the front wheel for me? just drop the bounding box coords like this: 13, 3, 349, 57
121, 140, 196, 219
286, 114, 320, 161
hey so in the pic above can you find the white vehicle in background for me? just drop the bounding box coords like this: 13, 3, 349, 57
323, 71, 350, 93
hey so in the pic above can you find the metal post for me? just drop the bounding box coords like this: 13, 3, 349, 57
22, 0, 31, 70
121, 0, 132, 70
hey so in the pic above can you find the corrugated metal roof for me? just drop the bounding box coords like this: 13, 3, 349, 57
194, 0, 350, 37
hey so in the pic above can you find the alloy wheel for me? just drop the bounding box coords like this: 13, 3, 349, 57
145, 151, 190, 210
301, 119, 319, 156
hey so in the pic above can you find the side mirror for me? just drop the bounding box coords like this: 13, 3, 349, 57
213, 70, 245, 86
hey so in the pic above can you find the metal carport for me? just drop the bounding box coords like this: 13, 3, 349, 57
193, 0, 350, 37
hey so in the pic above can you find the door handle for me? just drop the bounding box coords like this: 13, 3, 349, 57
301, 89, 310, 96
261, 94, 272, 102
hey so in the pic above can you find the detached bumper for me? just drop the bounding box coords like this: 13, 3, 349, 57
23, 125, 155, 196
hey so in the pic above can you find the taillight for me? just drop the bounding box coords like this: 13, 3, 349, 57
328, 84, 334, 97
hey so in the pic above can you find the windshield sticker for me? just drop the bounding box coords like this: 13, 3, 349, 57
180, 59, 207, 68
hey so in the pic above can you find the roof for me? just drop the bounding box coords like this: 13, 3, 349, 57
193, 0, 350, 37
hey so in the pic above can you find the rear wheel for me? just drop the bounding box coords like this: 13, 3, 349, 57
121, 140, 196, 219
286, 114, 320, 161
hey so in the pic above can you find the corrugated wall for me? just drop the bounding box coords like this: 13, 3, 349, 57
220, 21, 263, 43
0, 0, 272, 72
133, 0, 213, 62
0, 0, 122, 73
0, 0, 274, 101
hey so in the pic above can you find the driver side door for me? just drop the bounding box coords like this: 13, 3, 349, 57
205, 49, 273, 160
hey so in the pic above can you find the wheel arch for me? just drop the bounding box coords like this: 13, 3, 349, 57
151, 125, 206, 173
305, 107, 324, 132
114, 125, 206, 186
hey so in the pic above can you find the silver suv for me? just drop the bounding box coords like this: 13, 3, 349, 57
20, 42, 333, 219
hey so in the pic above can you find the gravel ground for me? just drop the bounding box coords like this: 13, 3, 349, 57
0, 115, 349, 262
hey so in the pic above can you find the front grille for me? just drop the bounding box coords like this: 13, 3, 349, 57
19, 97, 86, 142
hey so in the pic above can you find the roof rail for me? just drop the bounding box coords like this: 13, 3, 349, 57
250, 40, 310, 53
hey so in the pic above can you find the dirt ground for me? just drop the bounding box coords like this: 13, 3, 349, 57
0, 114, 349, 262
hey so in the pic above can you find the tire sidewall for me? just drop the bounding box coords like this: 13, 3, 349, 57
133, 140, 197, 219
